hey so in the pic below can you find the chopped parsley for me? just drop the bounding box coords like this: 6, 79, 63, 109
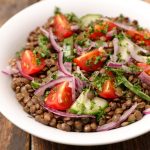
117, 14, 125, 22
16, 51, 21, 58
64, 56, 74, 62
66, 13, 79, 22
94, 56, 101, 64
36, 58, 41, 65
147, 58, 150, 64
129, 64, 141, 73
100, 24, 108, 34
31, 81, 40, 89
34, 35, 50, 58
45, 91, 50, 97
51, 73, 57, 80
92, 74, 109, 91
54, 7, 61, 14
137, 25, 144, 31
115, 33, 125, 41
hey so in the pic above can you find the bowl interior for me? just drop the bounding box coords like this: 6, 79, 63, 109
0, 0, 150, 146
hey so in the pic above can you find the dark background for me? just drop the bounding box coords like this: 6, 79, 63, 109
0, 0, 150, 150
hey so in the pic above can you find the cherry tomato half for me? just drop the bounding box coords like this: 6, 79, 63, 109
89, 21, 117, 40
99, 79, 117, 99
126, 30, 150, 46
53, 14, 73, 41
45, 81, 73, 110
137, 63, 150, 75
74, 48, 107, 72
21, 50, 45, 75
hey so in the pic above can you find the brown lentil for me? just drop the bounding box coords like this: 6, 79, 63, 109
84, 124, 92, 132
115, 108, 123, 114
128, 114, 136, 122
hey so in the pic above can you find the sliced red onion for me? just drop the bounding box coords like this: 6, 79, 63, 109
96, 122, 119, 132
43, 105, 96, 118
57, 70, 66, 78
125, 38, 149, 63
76, 66, 88, 81
75, 42, 96, 56
75, 77, 85, 93
143, 108, 150, 115
106, 29, 117, 37
49, 29, 72, 76
136, 45, 150, 54
71, 25, 79, 31
58, 51, 72, 76
49, 28, 63, 53
71, 77, 76, 101
119, 103, 137, 123
64, 62, 72, 73
111, 38, 119, 62
114, 22, 135, 31
2, 65, 19, 75
16, 61, 34, 80
40, 27, 49, 39
34, 76, 73, 96
107, 62, 123, 68
139, 71, 150, 86
107, 62, 140, 74
97, 103, 137, 131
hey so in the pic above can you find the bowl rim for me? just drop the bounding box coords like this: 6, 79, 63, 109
0, 0, 150, 146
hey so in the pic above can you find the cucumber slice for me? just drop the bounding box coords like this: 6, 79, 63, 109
69, 89, 108, 115
63, 36, 73, 61
80, 14, 102, 28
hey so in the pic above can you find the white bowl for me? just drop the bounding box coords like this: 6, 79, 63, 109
0, 0, 150, 146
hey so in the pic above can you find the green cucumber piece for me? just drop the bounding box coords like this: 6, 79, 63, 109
69, 89, 108, 115
80, 14, 102, 28
63, 36, 73, 61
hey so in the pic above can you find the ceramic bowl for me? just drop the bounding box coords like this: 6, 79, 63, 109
0, 0, 150, 145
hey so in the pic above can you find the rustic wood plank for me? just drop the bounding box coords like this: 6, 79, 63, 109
0, 113, 30, 150
31, 133, 150, 150
0, 0, 40, 26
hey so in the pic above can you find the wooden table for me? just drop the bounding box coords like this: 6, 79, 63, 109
0, 0, 150, 149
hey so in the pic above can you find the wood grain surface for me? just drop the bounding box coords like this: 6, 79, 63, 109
0, 0, 150, 150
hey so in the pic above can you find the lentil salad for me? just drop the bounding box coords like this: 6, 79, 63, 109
2, 8, 150, 132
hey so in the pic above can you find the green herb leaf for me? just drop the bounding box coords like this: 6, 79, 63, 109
31, 81, 40, 89
147, 58, 150, 65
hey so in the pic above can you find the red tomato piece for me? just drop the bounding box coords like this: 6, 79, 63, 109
21, 50, 45, 75
53, 14, 73, 41
137, 63, 150, 75
126, 30, 150, 46
89, 21, 117, 40
99, 79, 117, 99
45, 81, 73, 110
74, 48, 107, 72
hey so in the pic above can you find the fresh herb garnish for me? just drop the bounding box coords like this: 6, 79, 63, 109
115, 33, 125, 41
94, 56, 101, 64
92, 73, 109, 91
137, 25, 144, 31
129, 64, 141, 73
100, 24, 108, 34
66, 13, 79, 22
51, 73, 57, 80
36, 58, 41, 65
54, 7, 61, 14
34, 35, 50, 58
31, 81, 40, 89
147, 58, 150, 64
